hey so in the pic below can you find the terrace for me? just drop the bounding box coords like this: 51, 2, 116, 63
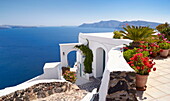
137, 57, 170, 101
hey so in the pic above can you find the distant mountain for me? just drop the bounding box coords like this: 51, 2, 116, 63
79, 20, 162, 29
0, 25, 37, 29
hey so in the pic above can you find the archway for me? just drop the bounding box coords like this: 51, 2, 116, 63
96, 47, 106, 77
67, 51, 77, 67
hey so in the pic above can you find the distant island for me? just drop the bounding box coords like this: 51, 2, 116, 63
79, 20, 162, 29
0, 25, 37, 29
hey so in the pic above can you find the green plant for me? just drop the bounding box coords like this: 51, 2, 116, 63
128, 53, 156, 75
63, 70, 76, 83
158, 42, 170, 49
120, 25, 155, 42
123, 49, 137, 62
113, 31, 123, 39
123, 48, 149, 62
75, 43, 93, 73
156, 22, 169, 32
160, 27, 170, 40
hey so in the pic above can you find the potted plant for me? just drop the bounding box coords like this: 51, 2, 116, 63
158, 42, 170, 58
63, 70, 77, 83
128, 53, 156, 91
148, 43, 160, 58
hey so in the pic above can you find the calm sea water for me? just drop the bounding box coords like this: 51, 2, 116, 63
0, 27, 115, 89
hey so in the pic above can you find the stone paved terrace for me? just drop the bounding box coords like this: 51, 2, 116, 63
137, 57, 170, 101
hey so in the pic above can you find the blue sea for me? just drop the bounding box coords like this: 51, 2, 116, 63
0, 27, 115, 89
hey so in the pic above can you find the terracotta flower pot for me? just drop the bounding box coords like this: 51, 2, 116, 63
136, 74, 148, 91
160, 49, 169, 58
168, 49, 170, 56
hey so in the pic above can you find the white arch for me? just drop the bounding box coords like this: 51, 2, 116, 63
96, 47, 107, 77
59, 43, 82, 67
91, 43, 109, 78
67, 50, 77, 67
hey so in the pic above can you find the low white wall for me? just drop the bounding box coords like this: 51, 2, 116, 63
0, 62, 64, 97
99, 45, 134, 101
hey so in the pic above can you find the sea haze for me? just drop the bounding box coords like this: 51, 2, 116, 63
0, 27, 115, 89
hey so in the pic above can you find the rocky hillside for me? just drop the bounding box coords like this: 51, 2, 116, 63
0, 82, 88, 101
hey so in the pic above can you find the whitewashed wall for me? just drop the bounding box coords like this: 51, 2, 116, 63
79, 32, 132, 78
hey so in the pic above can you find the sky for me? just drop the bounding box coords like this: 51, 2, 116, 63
0, 0, 170, 26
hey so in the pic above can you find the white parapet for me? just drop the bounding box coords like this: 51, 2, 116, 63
0, 62, 64, 97
99, 45, 134, 101
43, 62, 62, 79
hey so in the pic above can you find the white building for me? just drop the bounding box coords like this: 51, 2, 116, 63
59, 32, 132, 79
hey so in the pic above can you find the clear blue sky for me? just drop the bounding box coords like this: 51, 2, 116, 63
0, 0, 170, 26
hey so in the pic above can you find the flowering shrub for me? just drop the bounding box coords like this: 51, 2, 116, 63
158, 42, 170, 49
148, 43, 160, 56
137, 41, 160, 57
63, 70, 77, 83
158, 33, 167, 41
128, 53, 156, 75
123, 48, 149, 62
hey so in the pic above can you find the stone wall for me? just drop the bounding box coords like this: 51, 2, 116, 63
0, 82, 87, 101
106, 71, 137, 101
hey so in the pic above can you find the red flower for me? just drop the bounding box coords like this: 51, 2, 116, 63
128, 61, 133, 64
131, 64, 134, 66
153, 68, 156, 71
148, 69, 151, 72
141, 66, 144, 70
140, 41, 145, 44
160, 49, 163, 52
136, 66, 140, 70
128, 52, 156, 75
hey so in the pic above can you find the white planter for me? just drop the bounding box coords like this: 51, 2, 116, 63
84, 73, 93, 80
